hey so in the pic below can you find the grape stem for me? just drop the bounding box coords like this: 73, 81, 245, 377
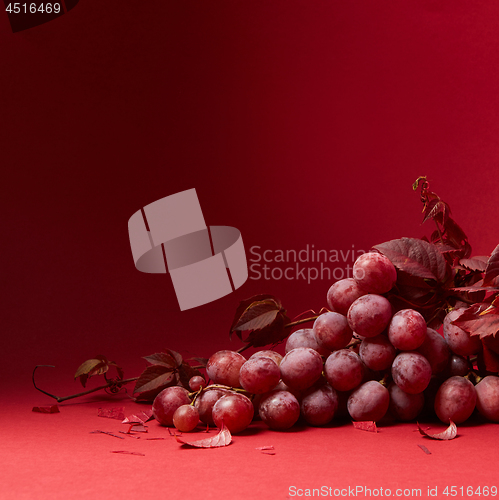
32, 365, 138, 403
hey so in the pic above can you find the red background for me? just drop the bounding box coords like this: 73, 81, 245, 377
2, 1, 499, 498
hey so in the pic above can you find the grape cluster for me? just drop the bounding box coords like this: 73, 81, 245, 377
152, 252, 499, 434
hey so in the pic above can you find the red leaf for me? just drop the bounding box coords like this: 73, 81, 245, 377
122, 409, 154, 424
231, 298, 283, 333
32, 405, 60, 414
352, 421, 377, 433
229, 294, 278, 336
418, 421, 457, 440
452, 303, 499, 339
111, 451, 145, 456
483, 244, 499, 287
142, 352, 180, 369
458, 256, 489, 273
374, 237, 449, 282
241, 309, 291, 348
422, 198, 449, 225
175, 422, 232, 448
98, 407, 125, 420
133, 365, 176, 396
481, 342, 499, 373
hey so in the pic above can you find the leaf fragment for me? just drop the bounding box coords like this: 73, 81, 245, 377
32, 405, 60, 414
175, 422, 232, 448
352, 421, 377, 433
122, 409, 154, 424
111, 451, 145, 456
97, 407, 125, 420
417, 421, 457, 440
417, 444, 432, 455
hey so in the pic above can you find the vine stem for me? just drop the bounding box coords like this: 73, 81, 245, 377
285, 315, 319, 329
32, 365, 138, 403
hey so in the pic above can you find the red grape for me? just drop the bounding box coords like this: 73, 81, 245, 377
391, 352, 432, 394
279, 347, 323, 391
313, 312, 353, 351
347, 381, 390, 421
285, 328, 330, 357
388, 383, 424, 421
152, 386, 191, 426
324, 349, 364, 392
443, 309, 481, 356
434, 376, 476, 424
475, 376, 499, 422
194, 387, 230, 425
239, 356, 280, 394
416, 328, 451, 374
326, 278, 367, 315
206, 350, 246, 387
347, 294, 392, 338
352, 252, 397, 294
212, 393, 254, 433
259, 390, 301, 430
387, 309, 427, 351
173, 404, 200, 432
300, 384, 338, 426
189, 375, 207, 391
249, 350, 283, 366
359, 334, 396, 371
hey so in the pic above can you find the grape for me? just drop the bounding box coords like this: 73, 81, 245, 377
443, 309, 481, 356
326, 278, 367, 315
447, 355, 470, 377
206, 350, 246, 387
239, 357, 280, 394
300, 384, 338, 426
475, 376, 499, 422
391, 352, 432, 394
173, 404, 200, 432
388, 383, 424, 421
259, 390, 301, 430
194, 387, 230, 425
152, 386, 191, 426
285, 329, 330, 357
249, 350, 283, 365
279, 347, 323, 391
347, 381, 390, 421
313, 312, 353, 351
347, 294, 392, 338
324, 349, 364, 392
352, 252, 397, 294
359, 335, 396, 371
212, 393, 254, 433
416, 328, 451, 374
387, 309, 427, 351
434, 376, 477, 424
189, 375, 206, 391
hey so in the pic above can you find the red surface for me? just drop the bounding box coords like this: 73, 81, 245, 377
2, 1, 499, 498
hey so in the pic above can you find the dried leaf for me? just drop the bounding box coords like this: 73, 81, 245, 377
133, 365, 176, 396
98, 407, 125, 420
417, 421, 457, 440
483, 244, 499, 287
352, 421, 377, 433
374, 237, 449, 283
74, 355, 123, 388
452, 303, 499, 339
175, 422, 232, 448
122, 409, 154, 424
111, 451, 145, 456
32, 405, 60, 414
90, 430, 125, 439
417, 444, 432, 455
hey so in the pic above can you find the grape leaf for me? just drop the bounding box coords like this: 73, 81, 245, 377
451, 303, 499, 339
74, 355, 123, 388
231, 298, 283, 333
457, 256, 489, 272
229, 294, 277, 336
239, 309, 290, 349
133, 365, 176, 397
143, 352, 181, 369
373, 237, 449, 282
175, 422, 232, 448
483, 244, 499, 287
422, 198, 450, 225
418, 421, 457, 440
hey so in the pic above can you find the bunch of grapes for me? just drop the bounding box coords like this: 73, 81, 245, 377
152, 252, 499, 434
